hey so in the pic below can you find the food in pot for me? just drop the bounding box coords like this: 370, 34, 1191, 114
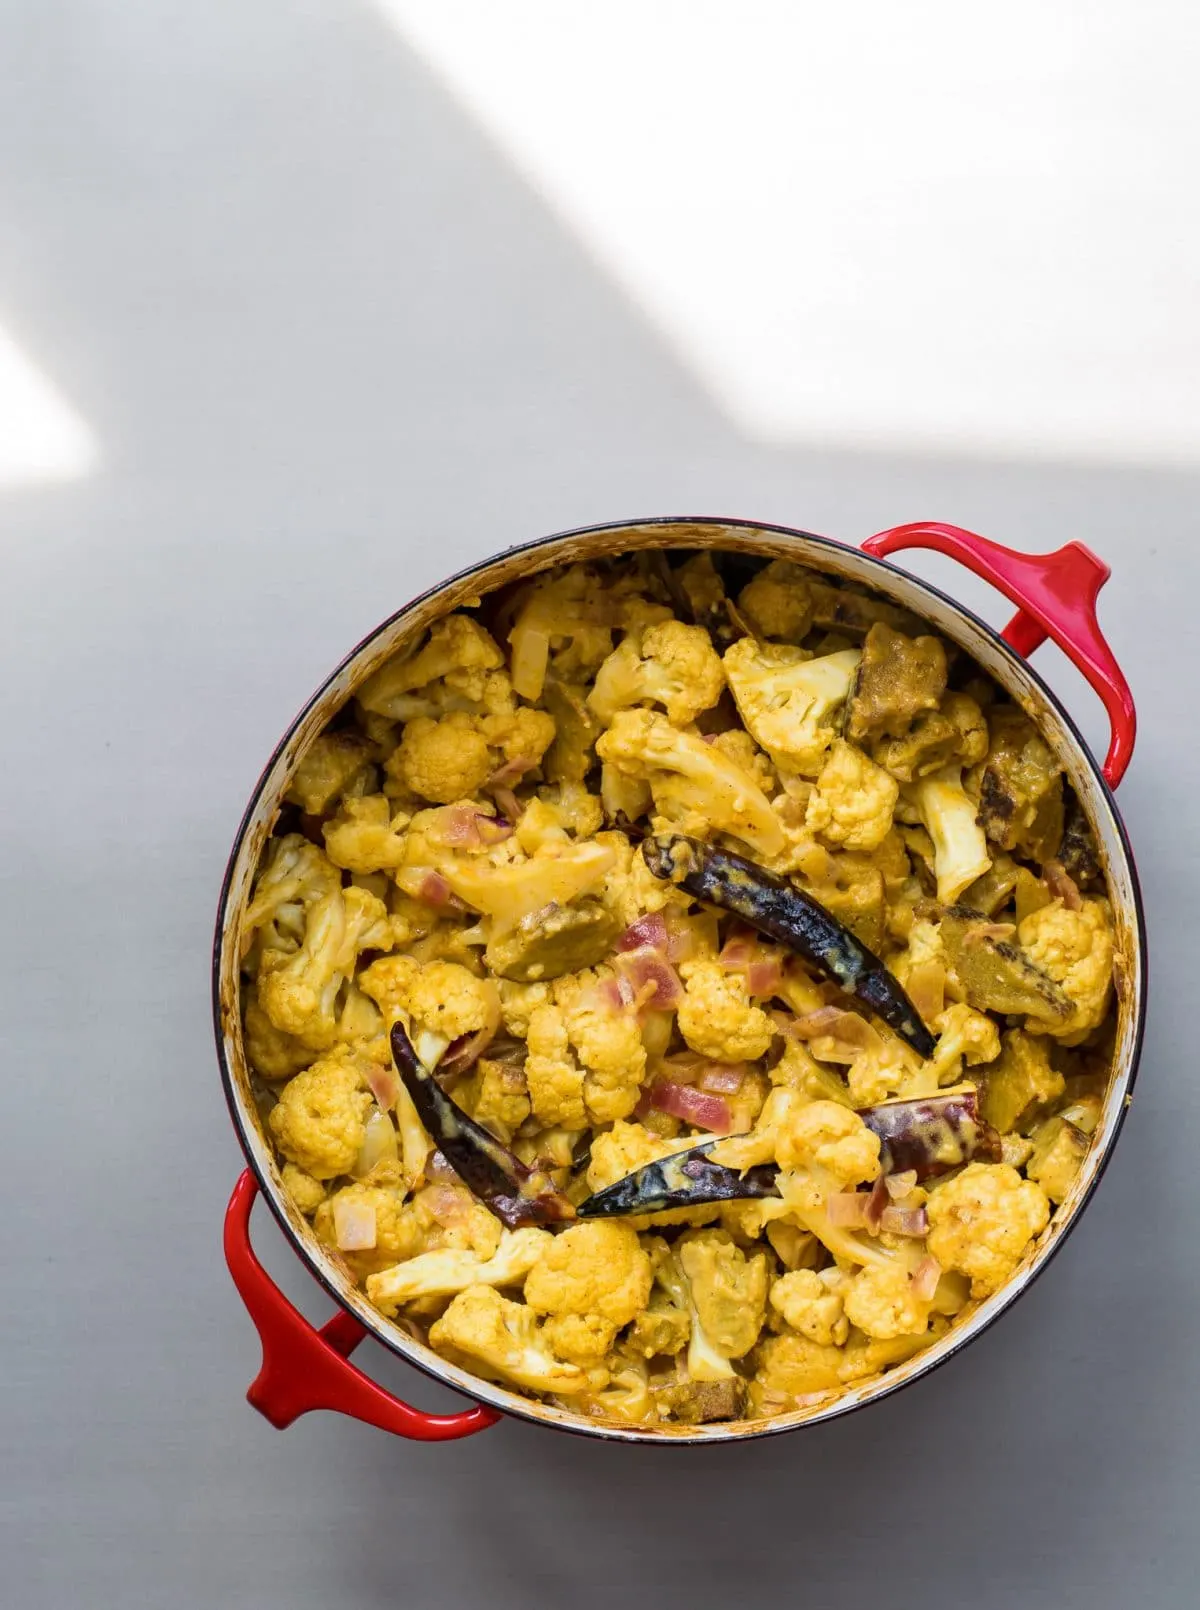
239, 550, 1119, 1428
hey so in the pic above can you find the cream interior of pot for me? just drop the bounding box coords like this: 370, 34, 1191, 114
215, 520, 1144, 1443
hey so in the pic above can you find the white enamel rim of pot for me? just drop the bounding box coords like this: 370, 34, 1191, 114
214, 517, 1147, 1445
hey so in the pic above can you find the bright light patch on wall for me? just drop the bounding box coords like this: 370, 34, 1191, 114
0, 325, 98, 487
375, 0, 1200, 463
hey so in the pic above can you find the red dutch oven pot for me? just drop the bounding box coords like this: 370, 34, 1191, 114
215, 519, 1145, 1445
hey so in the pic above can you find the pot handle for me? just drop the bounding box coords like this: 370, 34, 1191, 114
224, 1171, 500, 1440
861, 522, 1135, 787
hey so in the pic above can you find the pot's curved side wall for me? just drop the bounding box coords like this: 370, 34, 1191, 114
215, 518, 1144, 1445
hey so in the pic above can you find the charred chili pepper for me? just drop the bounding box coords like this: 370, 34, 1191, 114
860, 1089, 1001, 1182
389, 1022, 575, 1229
640, 833, 937, 1058
575, 1091, 998, 1217
576, 1138, 779, 1218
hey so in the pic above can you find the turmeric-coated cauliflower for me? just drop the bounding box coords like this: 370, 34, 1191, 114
390, 711, 494, 804
776, 1099, 882, 1186
429, 1285, 589, 1395
365, 1227, 551, 1315
524, 983, 646, 1128
359, 956, 498, 1047
676, 1229, 768, 1362
268, 1051, 373, 1179
242, 833, 341, 958
357, 614, 506, 720
723, 637, 862, 777
587, 619, 725, 727
524, 1221, 653, 1363
843, 1265, 932, 1340
926, 1162, 1050, 1297
597, 709, 785, 859
770, 1267, 849, 1346
280, 1162, 326, 1217
286, 732, 373, 815
322, 794, 411, 873
805, 738, 899, 852
1017, 897, 1114, 1043
257, 887, 393, 1048
676, 959, 773, 1062
737, 559, 815, 641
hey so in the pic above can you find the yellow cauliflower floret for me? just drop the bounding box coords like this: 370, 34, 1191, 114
595, 708, 785, 859
754, 1332, 844, 1398
597, 829, 684, 928
457, 1057, 531, 1143
280, 1162, 326, 1216
268, 1051, 373, 1179
498, 979, 551, 1037
392, 711, 494, 804
540, 1313, 619, 1365
676, 959, 772, 1062
805, 738, 899, 852
286, 732, 373, 815
242, 833, 342, 957
257, 886, 393, 1049
929, 1001, 1002, 1086
429, 1285, 588, 1395
676, 1229, 769, 1360
365, 1227, 551, 1315
243, 988, 314, 1082
777, 1099, 881, 1186
587, 619, 725, 727
357, 614, 506, 719
737, 559, 816, 641
524, 1003, 587, 1128
926, 1162, 1050, 1297
322, 794, 411, 873
358, 955, 499, 1045
313, 1181, 429, 1274
525, 1222, 653, 1361
1017, 897, 1114, 1043
843, 1264, 932, 1340
722, 637, 862, 777
481, 704, 557, 770
770, 1267, 849, 1346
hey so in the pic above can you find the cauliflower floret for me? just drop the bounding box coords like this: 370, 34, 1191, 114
597, 829, 684, 929
357, 614, 506, 719
928, 1001, 1002, 1086
737, 559, 816, 641
365, 1227, 552, 1315
595, 709, 785, 859
777, 1098, 882, 1186
770, 1267, 849, 1346
257, 887, 393, 1048
904, 765, 992, 904
243, 988, 314, 1082
676, 1229, 769, 1363
805, 738, 899, 852
676, 959, 773, 1063
587, 619, 725, 727
524, 1221, 653, 1363
498, 979, 552, 1037
322, 794, 411, 873
722, 637, 861, 778
280, 1162, 326, 1216
1017, 897, 1114, 1043
286, 732, 373, 815
457, 1056, 531, 1142
440, 841, 616, 930
524, 1003, 587, 1128
391, 711, 495, 804
312, 1181, 430, 1274
587, 1121, 720, 1230
268, 1051, 373, 1179
429, 1285, 589, 1395
358, 956, 499, 1061
753, 1332, 844, 1399
710, 729, 777, 797
524, 984, 646, 1128
843, 1264, 932, 1340
926, 1162, 1050, 1297
242, 834, 342, 958
507, 565, 615, 702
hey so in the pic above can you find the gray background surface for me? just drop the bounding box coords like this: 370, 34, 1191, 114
1, 4, 1193, 1607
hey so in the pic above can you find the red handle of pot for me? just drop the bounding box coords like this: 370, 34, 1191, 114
224, 1171, 500, 1440
861, 522, 1135, 788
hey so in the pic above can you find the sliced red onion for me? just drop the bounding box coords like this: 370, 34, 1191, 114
616, 973, 636, 1008
648, 1078, 732, 1134
398, 868, 470, 912
333, 1197, 378, 1251
426, 1150, 460, 1182
615, 946, 684, 1008
864, 1175, 889, 1234
697, 1063, 745, 1095
494, 785, 523, 823
617, 911, 669, 953
438, 1024, 496, 1080
486, 755, 535, 789
880, 1205, 929, 1237
438, 802, 486, 847
793, 1007, 882, 1053
1043, 858, 1083, 911
425, 1183, 474, 1228
746, 955, 784, 998
718, 933, 756, 972
826, 1190, 869, 1229
912, 1255, 942, 1302
364, 1061, 400, 1111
